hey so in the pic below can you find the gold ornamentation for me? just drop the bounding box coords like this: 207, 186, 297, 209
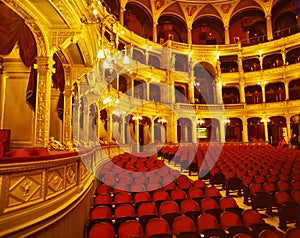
186, 5, 197, 16
155, 0, 165, 10
20, 181, 32, 196
221, 3, 231, 13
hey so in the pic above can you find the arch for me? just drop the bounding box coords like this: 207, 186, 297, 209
125, 2, 153, 38
192, 16, 224, 45
247, 117, 265, 142
245, 85, 262, 104
196, 118, 220, 142
154, 116, 167, 143
265, 82, 285, 102
263, 53, 283, 69
193, 62, 216, 104
149, 84, 161, 102
177, 118, 192, 143
267, 116, 286, 146
225, 118, 242, 142
242, 57, 260, 72
222, 87, 240, 104
289, 79, 300, 100
229, 8, 266, 45
157, 14, 187, 43
134, 79, 147, 100
286, 47, 300, 64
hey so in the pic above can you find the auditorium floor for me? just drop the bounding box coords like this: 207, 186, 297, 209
165, 160, 291, 236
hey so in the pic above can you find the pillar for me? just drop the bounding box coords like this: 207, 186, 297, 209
220, 118, 226, 143
121, 115, 126, 144
0, 57, 5, 129
284, 81, 289, 101
151, 118, 155, 143
187, 27, 192, 45
147, 83, 150, 101
242, 120, 249, 142
191, 118, 197, 143
107, 108, 113, 142
263, 120, 269, 142
153, 22, 157, 43
261, 85, 266, 103
134, 117, 140, 152
63, 84, 73, 144
286, 118, 291, 146
34, 57, 51, 147
239, 80, 245, 103
266, 15, 273, 41
224, 26, 230, 44
216, 79, 223, 104
119, 8, 125, 26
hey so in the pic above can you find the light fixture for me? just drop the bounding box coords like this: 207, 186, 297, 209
157, 117, 167, 124
103, 60, 111, 69
97, 49, 105, 59
197, 118, 205, 125
122, 54, 130, 65
132, 115, 142, 121
224, 118, 231, 124
260, 118, 271, 123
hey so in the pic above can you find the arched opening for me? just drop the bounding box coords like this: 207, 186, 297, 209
193, 63, 216, 104
175, 84, 189, 103
289, 79, 300, 100
149, 84, 161, 102
197, 118, 220, 142
242, 58, 260, 72
134, 79, 147, 99
225, 118, 243, 142
265, 82, 285, 102
286, 47, 300, 65
99, 109, 108, 142
154, 117, 167, 143
247, 117, 265, 142
177, 118, 192, 143
245, 85, 263, 104
290, 115, 300, 149
263, 53, 283, 69
267, 116, 287, 146
222, 87, 240, 104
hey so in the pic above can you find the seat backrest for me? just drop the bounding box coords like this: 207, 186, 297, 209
249, 183, 263, 194
219, 196, 238, 210
286, 227, 300, 238
275, 191, 292, 205
172, 215, 196, 235
114, 192, 133, 205
137, 202, 158, 217
200, 197, 219, 212
94, 193, 112, 206
170, 189, 187, 200
152, 190, 169, 202
114, 204, 136, 219
88, 222, 115, 238
259, 229, 282, 238
292, 190, 300, 202
242, 209, 263, 227
180, 199, 200, 214
205, 187, 221, 197
145, 217, 171, 238
134, 192, 151, 204
220, 211, 242, 229
188, 188, 205, 199
118, 220, 143, 238
90, 205, 112, 221
159, 200, 180, 216
197, 213, 219, 233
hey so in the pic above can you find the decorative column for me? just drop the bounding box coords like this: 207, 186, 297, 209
224, 25, 230, 44
284, 81, 289, 101
119, 8, 125, 26
153, 22, 157, 43
147, 83, 150, 101
286, 115, 291, 146
281, 47, 286, 66
216, 78, 223, 104
187, 27, 192, 45
0, 57, 5, 128
121, 115, 126, 144
106, 108, 113, 142
134, 118, 140, 152
151, 118, 155, 143
266, 15, 273, 41
263, 119, 269, 142
219, 118, 226, 143
242, 119, 249, 143
62, 65, 73, 145
261, 84, 266, 103
191, 118, 197, 143
81, 97, 90, 143
34, 57, 51, 147
239, 79, 245, 103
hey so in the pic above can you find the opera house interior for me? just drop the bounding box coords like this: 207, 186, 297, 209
1, 0, 300, 237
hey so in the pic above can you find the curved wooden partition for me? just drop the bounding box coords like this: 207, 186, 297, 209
0, 145, 128, 238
